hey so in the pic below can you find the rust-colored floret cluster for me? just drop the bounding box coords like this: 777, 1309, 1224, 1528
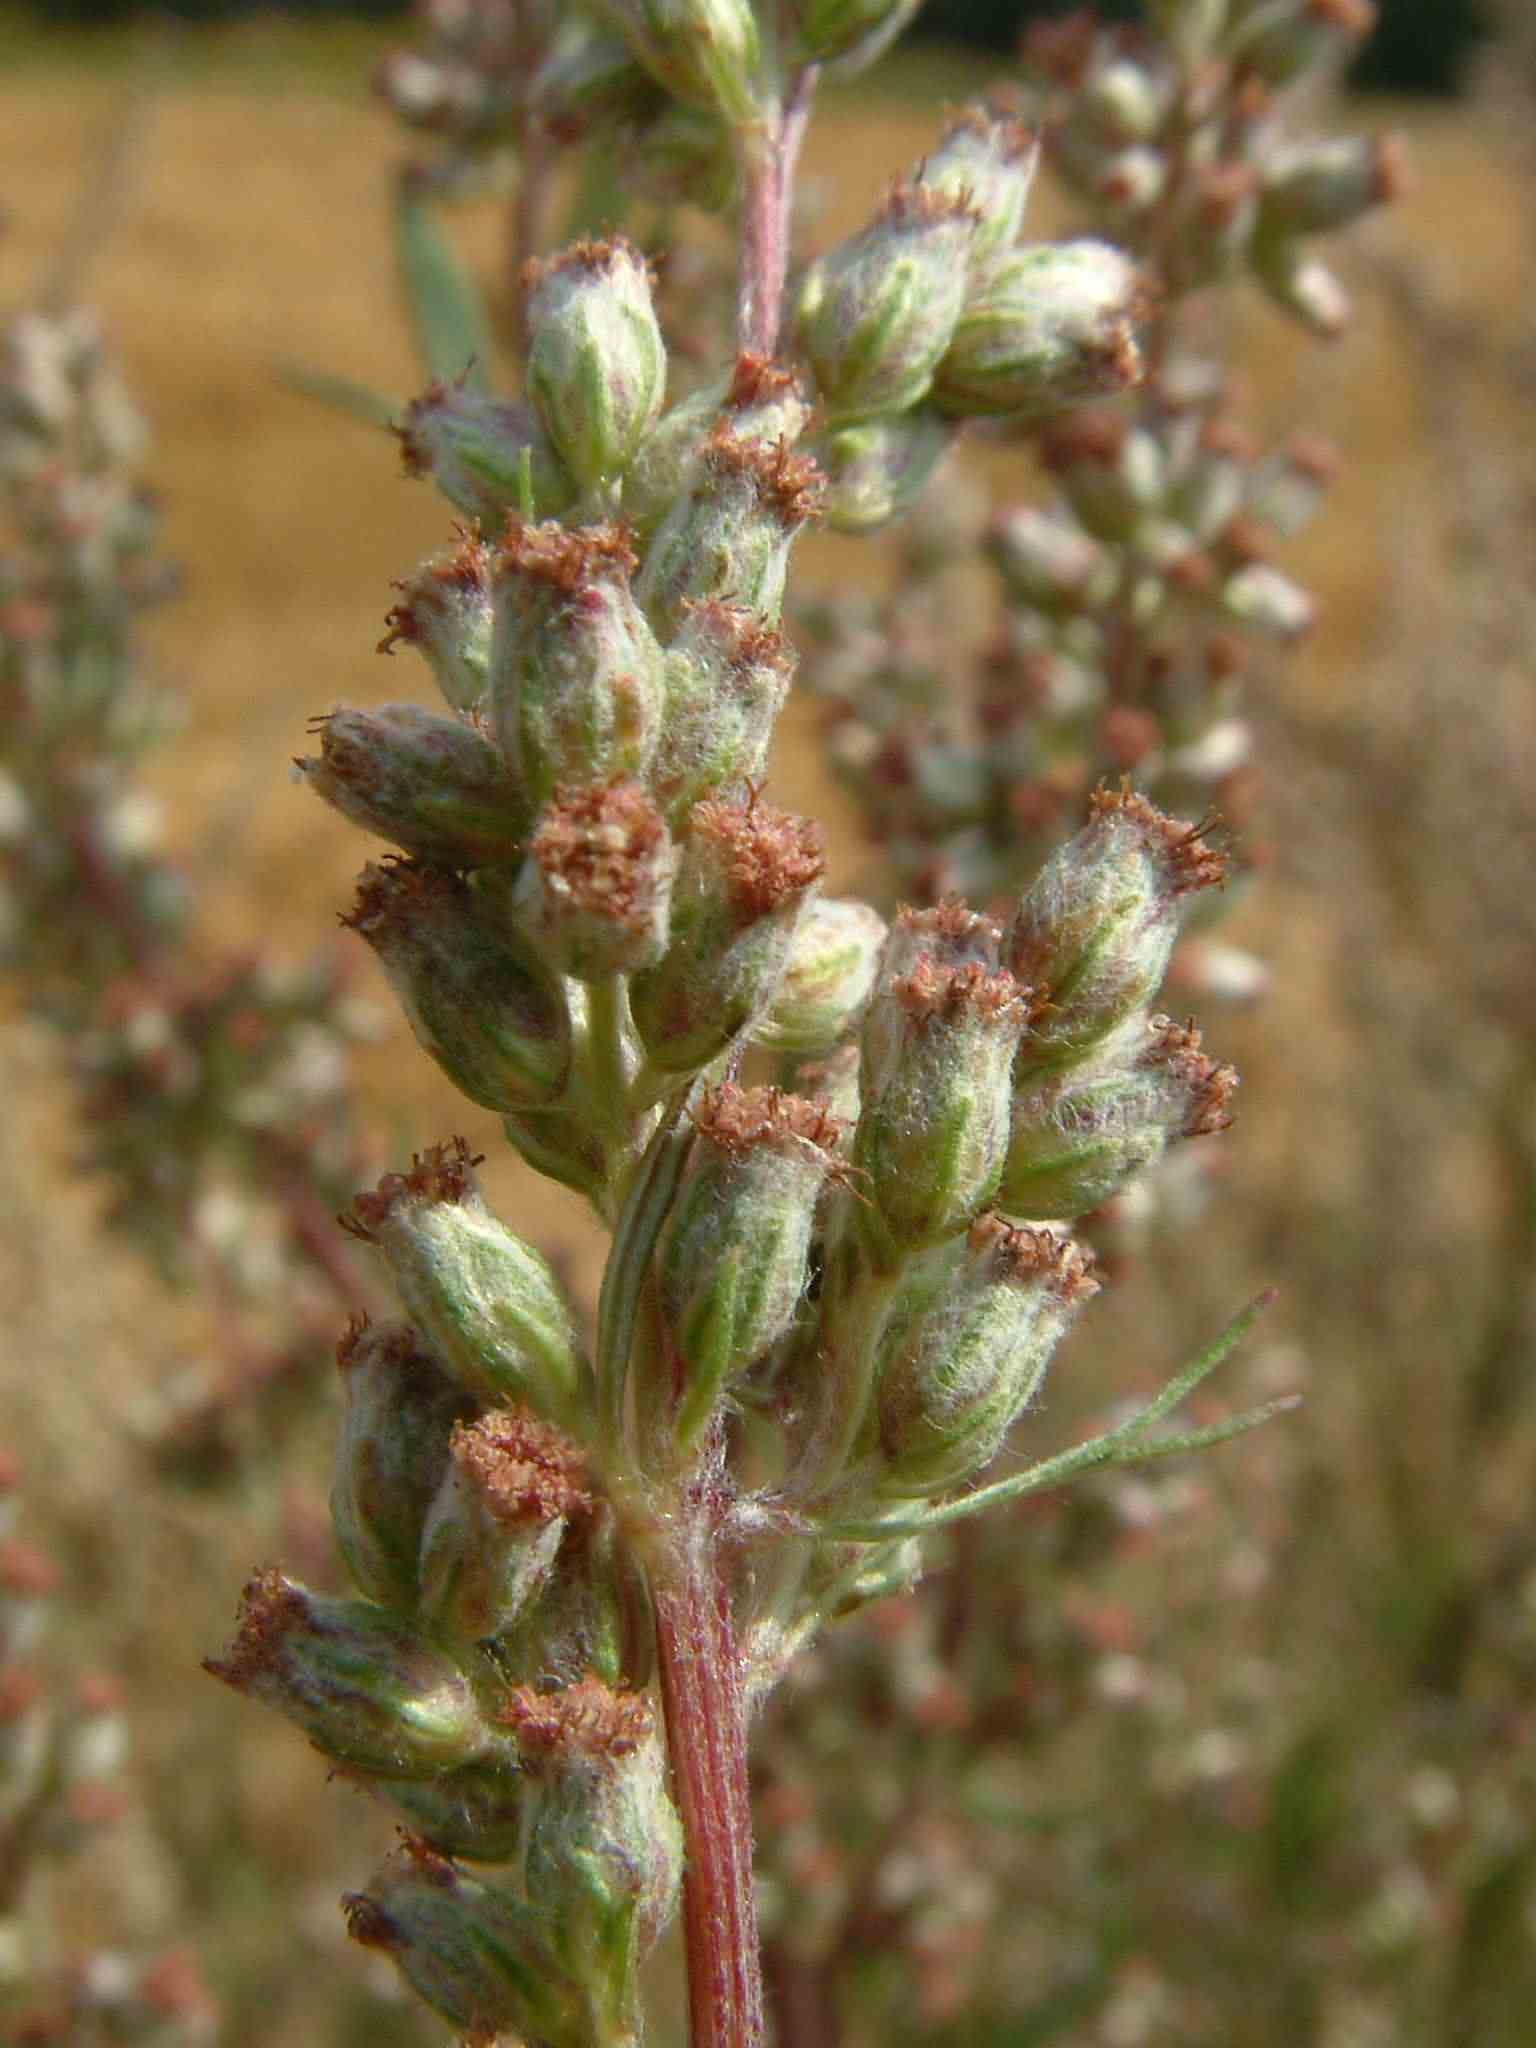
343, 1137, 484, 1241
726, 353, 803, 412
497, 1675, 653, 1763
1089, 782, 1228, 897
691, 797, 825, 919
702, 426, 825, 528
682, 598, 794, 680
1143, 1014, 1240, 1137
522, 232, 652, 294
894, 956, 1026, 1027
880, 179, 981, 232
692, 1082, 844, 1161
204, 1568, 308, 1691
344, 859, 461, 941
969, 1214, 1100, 1303
497, 517, 638, 594
531, 777, 668, 924
449, 1407, 593, 1526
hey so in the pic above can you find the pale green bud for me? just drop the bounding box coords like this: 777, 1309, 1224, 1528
515, 778, 675, 980
344, 1138, 587, 1425
624, 357, 815, 541
524, 239, 667, 491
332, 1317, 477, 1611
989, 503, 1117, 614
378, 533, 495, 716
797, 185, 977, 422
934, 240, 1146, 420
816, 409, 953, 534
300, 703, 530, 866
346, 1847, 585, 2045
490, 522, 664, 807
855, 947, 1028, 1255
916, 111, 1039, 281
1258, 134, 1406, 239
630, 798, 825, 1072
506, 1681, 682, 1959
596, 0, 763, 123
1227, 0, 1378, 87
790, 0, 923, 68
418, 1407, 592, 1646
343, 862, 572, 1114
655, 1086, 843, 1449
755, 898, 886, 1056
205, 1571, 490, 1777
1005, 786, 1226, 1072
1221, 561, 1315, 639
871, 1216, 1098, 1496
1250, 234, 1351, 336
380, 1760, 532, 1863
651, 599, 794, 820
1000, 1013, 1238, 1217
1036, 407, 1163, 545
635, 424, 823, 637
1080, 56, 1174, 141
397, 382, 570, 526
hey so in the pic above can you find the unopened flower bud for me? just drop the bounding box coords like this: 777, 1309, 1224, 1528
1095, 144, 1170, 215
1250, 234, 1351, 337
344, 1139, 587, 1425
491, 522, 664, 806
300, 704, 531, 866
857, 946, 1028, 1253
378, 533, 495, 716
397, 383, 569, 526
1258, 134, 1406, 238
418, 1407, 592, 1645
636, 426, 823, 636
1005, 786, 1226, 1070
506, 1680, 681, 1953
332, 1317, 478, 1610
816, 409, 953, 533
516, 778, 674, 979
1221, 561, 1314, 638
344, 862, 572, 1113
756, 898, 887, 1055
871, 1217, 1098, 1496
989, 503, 1116, 614
1001, 1013, 1237, 1216
917, 111, 1039, 280
797, 185, 977, 422
524, 239, 667, 491
1080, 55, 1174, 142
1038, 409, 1164, 544
934, 241, 1146, 420
598, 0, 763, 123
345, 1845, 578, 2043
1229, 0, 1378, 87
630, 798, 824, 1072
654, 1087, 842, 1449
206, 1571, 490, 1777
790, 0, 923, 67
651, 599, 794, 820
622, 357, 811, 540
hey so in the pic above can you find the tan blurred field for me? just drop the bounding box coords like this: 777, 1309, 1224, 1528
3, 14, 1535, 2043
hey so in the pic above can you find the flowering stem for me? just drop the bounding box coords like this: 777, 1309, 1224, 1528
650, 1479, 764, 2048
734, 65, 818, 357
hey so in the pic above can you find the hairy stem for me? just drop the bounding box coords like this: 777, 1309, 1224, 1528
734, 65, 818, 357
650, 1482, 764, 2048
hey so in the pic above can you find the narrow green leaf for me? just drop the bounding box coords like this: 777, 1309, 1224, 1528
816, 1294, 1290, 1543
277, 361, 399, 429
395, 186, 497, 391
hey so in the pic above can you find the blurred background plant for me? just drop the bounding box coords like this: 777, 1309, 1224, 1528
1, 0, 1534, 2042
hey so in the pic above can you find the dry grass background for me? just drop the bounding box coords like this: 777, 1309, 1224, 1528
3, 13, 1535, 2042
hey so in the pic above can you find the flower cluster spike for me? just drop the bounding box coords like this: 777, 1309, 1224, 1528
0, 308, 378, 1477
225, 17, 1276, 2039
